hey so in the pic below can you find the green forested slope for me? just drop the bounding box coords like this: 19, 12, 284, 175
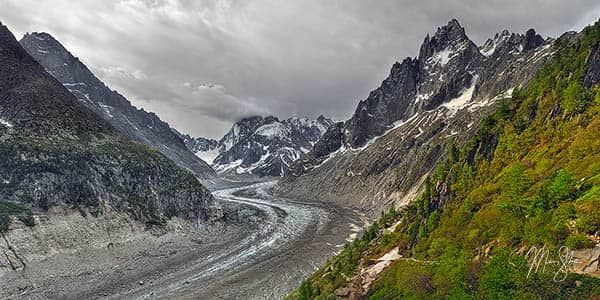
289, 20, 600, 300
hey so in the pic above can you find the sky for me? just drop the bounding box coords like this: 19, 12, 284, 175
1, 0, 600, 138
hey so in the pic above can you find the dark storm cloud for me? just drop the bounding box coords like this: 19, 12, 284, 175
1, 0, 599, 138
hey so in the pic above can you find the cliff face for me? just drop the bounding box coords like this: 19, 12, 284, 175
19, 32, 216, 180
276, 20, 554, 215
0, 23, 221, 230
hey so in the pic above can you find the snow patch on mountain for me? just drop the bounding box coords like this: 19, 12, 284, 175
98, 102, 114, 118
425, 41, 469, 69
480, 30, 511, 57
255, 122, 290, 138
441, 75, 478, 110
0, 118, 13, 128
429, 48, 454, 66
195, 148, 220, 164
214, 159, 243, 173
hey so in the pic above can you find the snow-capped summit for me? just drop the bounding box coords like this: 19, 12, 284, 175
184, 115, 334, 177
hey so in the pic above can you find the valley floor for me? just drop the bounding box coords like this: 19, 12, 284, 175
0, 181, 365, 299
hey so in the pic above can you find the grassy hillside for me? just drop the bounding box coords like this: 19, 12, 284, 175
288, 21, 600, 299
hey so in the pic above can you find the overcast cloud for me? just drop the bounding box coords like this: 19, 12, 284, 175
1, 0, 599, 138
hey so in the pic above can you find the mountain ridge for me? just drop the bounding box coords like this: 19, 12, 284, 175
19, 32, 217, 180
0, 22, 220, 231
276, 19, 554, 216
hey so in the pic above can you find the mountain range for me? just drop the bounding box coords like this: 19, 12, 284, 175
275, 19, 554, 215
1, 12, 599, 299
181, 115, 333, 177
287, 19, 600, 299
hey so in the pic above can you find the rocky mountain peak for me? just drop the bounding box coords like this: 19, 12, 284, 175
22, 32, 59, 47
342, 19, 488, 149
343, 19, 551, 152
241, 115, 278, 124
522, 28, 545, 51
480, 29, 511, 57
418, 19, 471, 62
433, 18, 466, 40
20, 32, 79, 75
1, 24, 110, 135
316, 114, 329, 123
481, 28, 547, 59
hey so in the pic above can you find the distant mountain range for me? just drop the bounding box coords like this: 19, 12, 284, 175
179, 115, 333, 177
19, 32, 216, 179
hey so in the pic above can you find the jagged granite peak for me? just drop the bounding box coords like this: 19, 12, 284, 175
343, 19, 484, 149
187, 115, 334, 177
306, 122, 344, 160
0, 23, 221, 225
329, 20, 550, 153
19, 32, 216, 180
418, 19, 473, 62
276, 19, 555, 216
417, 20, 483, 111
478, 27, 544, 58
481, 28, 547, 58
344, 57, 420, 148
480, 29, 511, 57
523, 28, 545, 51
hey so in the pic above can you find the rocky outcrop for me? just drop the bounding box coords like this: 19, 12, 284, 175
585, 41, 600, 87
0, 22, 221, 229
312, 122, 344, 158
19, 32, 216, 179
275, 20, 554, 215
